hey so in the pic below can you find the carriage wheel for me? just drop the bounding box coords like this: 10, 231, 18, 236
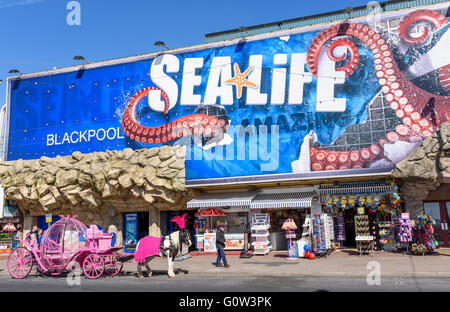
8, 247, 33, 279
83, 254, 105, 279
104, 256, 123, 276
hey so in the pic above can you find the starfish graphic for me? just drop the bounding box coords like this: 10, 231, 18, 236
225, 63, 257, 99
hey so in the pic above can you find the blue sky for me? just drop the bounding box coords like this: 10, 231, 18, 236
0, 0, 373, 104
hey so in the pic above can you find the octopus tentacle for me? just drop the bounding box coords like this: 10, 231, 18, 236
326, 38, 360, 77
121, 87, 226, 145
398, 9, 448, 44
306, 12, 450, 171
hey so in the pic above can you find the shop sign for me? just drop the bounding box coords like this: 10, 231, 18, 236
6, 5, 450, 185
356, 236, 374, 241
3, 203, 19, 218
45, 214, 52, 224
203, 233, 216, 252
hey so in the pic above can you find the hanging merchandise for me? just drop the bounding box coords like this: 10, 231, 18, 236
392, 213, 401, 245
322, 214, 333, 250
347, 196, 356, 209
340, 196, 348, 210
355, 211, 371, 253
333, 216, 345, 243
312, 214, 326, 256
399, 213, 413, 249
282, 219, 298, 259
357, 196, 366, 207
416, 214, 438, 253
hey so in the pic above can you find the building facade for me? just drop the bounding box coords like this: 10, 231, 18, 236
0, 0, 449, 251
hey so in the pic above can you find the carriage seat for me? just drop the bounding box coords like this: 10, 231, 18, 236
86, 225, 112, 251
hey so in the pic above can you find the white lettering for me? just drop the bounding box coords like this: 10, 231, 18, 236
46, 134, 54, 146
288, 53, 312, 105
180, 58, 204, 105
271, 54, 287, 104
96, 128, 106, 141
246, 55, 267, 105
204, 56, 233, 105
316, 47, 346, 112
150, 54, 180, 112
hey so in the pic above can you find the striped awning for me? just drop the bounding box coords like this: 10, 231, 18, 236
250, 192, 315, 209
318, 183, 393, 195
187, 192, 256, 209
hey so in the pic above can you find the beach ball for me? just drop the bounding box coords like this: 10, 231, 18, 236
308, 253, 316, 260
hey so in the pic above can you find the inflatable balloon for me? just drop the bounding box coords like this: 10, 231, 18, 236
304, 245, 309, 252
308, 253, 315, 260
304, 251, 310, 258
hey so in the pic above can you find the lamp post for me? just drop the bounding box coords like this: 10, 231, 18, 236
73, 55, 89, 64
154, 41, 169, 50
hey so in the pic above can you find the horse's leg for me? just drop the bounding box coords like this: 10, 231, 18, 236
145, 256, 153, 277
136, 263, 145, 278
167, 251, 176, 278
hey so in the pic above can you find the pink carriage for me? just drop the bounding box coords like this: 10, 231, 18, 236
7, 215, 126, 279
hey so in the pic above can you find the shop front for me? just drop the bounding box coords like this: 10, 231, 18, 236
0, 200, 23, 254
187, 191, 255, 253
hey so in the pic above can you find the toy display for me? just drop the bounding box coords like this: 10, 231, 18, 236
378, 221, 395, 251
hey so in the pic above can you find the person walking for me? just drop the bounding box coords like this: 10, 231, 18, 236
215, 224, 230, 268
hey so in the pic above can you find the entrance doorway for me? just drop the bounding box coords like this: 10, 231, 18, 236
423, 201, 450, 247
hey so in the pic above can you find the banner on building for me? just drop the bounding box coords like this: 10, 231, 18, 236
6, 4, 450, 185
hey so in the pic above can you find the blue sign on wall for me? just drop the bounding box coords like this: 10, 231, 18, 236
6, 6, 450, 184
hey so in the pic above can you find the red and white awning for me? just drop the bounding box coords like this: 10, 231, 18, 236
195, 208, 226, 217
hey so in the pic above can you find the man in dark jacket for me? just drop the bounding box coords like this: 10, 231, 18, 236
215, 224, 230, 267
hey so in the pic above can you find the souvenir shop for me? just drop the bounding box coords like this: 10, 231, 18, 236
314, 180, 413, 255
187, 191, 255, 253
187, 188, 316, 255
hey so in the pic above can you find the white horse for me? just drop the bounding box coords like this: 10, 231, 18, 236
134, 229, 192, 278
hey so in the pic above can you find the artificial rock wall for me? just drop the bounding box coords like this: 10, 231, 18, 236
393, 122, 450, 219
0, 145, 190, 228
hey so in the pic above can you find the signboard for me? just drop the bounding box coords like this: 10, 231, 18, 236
45, 214, 52, 224
224, 233, 245, 250
6, 5, 450, 185
3, 201, 19, 218
124, 213, 138, 250
203, 232, 217, 252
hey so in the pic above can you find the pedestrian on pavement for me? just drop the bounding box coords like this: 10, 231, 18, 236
215, 224, 230, 268
29, 226, 39, 242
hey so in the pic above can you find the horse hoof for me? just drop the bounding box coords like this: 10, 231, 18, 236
169, 274, 176, 278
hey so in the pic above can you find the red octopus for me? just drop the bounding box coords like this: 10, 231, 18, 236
306, 9, 450, 171
121, 87, 227, 145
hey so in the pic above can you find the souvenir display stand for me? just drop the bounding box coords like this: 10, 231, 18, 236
281, 218, 298, 260
333, 216, 345, 247
297, 216, 311, 258
312, 214, 326, 257
412, 214, 438, 255
251, 214, 271, 255
378, 221, 395, 251
399, 213, 413, 252
323, 214, 334, 250
355, 208, 374, 256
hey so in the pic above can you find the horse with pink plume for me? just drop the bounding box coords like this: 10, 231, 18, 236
134, 213, 192, 278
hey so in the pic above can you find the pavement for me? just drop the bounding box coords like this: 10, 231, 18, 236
1, 248, 450, 278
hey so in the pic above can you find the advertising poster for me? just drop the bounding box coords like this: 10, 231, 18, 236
203, 232, 217, 252
6, 5, 450, 185
124, 213, 138, 248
